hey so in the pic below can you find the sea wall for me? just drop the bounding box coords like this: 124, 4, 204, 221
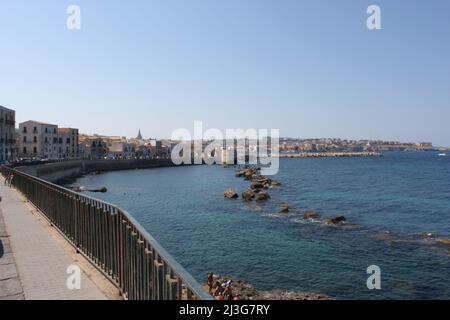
16, 159, 176, 183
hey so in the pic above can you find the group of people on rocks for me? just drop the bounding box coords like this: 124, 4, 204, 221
207, 273, 241, 300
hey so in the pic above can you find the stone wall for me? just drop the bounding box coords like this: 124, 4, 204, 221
16, 159, 176, 183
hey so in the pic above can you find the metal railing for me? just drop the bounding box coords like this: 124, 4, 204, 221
3, 168, 211, 300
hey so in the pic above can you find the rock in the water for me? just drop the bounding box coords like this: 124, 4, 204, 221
235, 170, 246, 177
303, 211, 321, 219
250, 181, 265, 190
271, 180, 281, 186
224, 188, 239, 199
85, 187, 108, 193
242, 189, 255, 201
255, 192, 270, 201
436, 238, 450, 246
279, 203, 289, 213
325, 215, 346, 225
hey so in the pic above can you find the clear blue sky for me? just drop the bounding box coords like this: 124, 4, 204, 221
1, 0, 450, 146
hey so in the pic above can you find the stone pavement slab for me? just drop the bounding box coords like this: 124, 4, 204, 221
0, 198, 24, 300
0, 183, 119, 300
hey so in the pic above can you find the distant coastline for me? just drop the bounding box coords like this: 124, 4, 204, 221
276, 151, 382, 158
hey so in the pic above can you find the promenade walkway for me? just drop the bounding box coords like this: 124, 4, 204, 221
0, 182, 120, 300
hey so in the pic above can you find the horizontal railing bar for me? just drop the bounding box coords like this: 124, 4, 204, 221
2, 167, 212, 301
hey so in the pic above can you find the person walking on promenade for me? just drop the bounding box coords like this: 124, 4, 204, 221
4, 172, 11, 186
8, 173, 15, 188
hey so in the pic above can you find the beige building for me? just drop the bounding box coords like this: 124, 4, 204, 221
79, 135, 107, 159
107, 141, 135, 159
0, 105, 17, 162
58, 128, 79, 159
18, 121, 79, 160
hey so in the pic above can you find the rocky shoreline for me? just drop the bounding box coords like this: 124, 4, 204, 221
205, 274, 332, 300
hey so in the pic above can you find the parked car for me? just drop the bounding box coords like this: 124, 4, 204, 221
0, 160, 11, 166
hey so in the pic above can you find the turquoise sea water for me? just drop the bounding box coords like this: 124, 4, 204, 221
69, 152, 450, 299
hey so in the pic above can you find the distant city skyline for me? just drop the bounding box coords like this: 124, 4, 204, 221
1, 1, 450, 146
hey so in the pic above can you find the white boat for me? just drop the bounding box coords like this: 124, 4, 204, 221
438, 153, 446, 157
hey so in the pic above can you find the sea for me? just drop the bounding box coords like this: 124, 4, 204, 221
68, 151, 450, 299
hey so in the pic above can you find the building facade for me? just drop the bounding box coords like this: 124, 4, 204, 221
79, 136, 107, 159
107, 141, 135, 159
0, 105, 17, 162
18, 121, 79, 160
58, 128, 79, 159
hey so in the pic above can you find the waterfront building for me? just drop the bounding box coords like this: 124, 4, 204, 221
57, 128, 79, 159
18, 121, 79, 160
107, 141, 135, 159
0, 105, 17, 162
19, 121, 59, 159
79, 136, 108, 159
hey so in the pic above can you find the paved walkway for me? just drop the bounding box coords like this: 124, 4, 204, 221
0, 203, 24, 299
0, 183, 119, 300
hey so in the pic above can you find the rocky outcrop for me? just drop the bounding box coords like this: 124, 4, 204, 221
257, 290, 332, 300
255, 192, 270, 201
234, 168, 279, 204
250, 181, 265, 190
303, 211, 321, 219
242, 189, 255, 201
204, 275, 332, 300
325, 215, 346, 225
436, 238, 450, 246
224, 188, 239, 199
279, 203, 289, 213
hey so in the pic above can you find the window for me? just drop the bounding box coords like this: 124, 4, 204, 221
45, 128, 48, 133
45, 137, 48, 143
23, 127, 27, 133
33, 136, 37, 143
66, 138, 70, 144
33, 127, 37, 133
33, 147, 37, 154
23, 136, 27, 143
23, 147, 27, 154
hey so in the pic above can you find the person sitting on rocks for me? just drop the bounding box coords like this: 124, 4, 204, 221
213, 281, 224, 297
224, 286, 234, 300
222, 279, 232, 288
207, 272, 214, 293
